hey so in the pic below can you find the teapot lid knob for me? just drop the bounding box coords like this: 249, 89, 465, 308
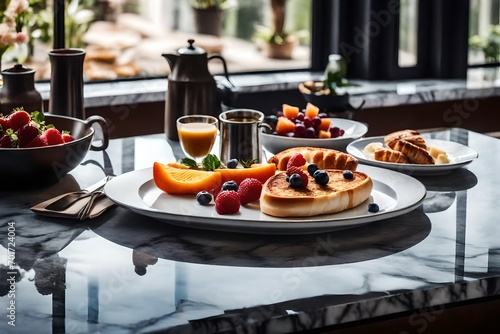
178, 39, 206, 55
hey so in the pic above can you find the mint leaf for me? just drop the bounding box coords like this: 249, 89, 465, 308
201, 154, 221, 171
179, 157, 197, 167
240, 158, 257, 168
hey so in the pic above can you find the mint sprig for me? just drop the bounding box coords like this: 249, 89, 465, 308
179, 157, 197, 167
201, 154, 221, 171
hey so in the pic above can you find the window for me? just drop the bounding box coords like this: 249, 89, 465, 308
1, 0, 312, 82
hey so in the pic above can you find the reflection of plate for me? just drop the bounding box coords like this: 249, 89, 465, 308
346, 137, 478, 175
261, 119, 368, 154
104, 165, 426, 235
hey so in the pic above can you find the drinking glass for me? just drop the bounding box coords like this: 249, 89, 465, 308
176, 115, 218, 162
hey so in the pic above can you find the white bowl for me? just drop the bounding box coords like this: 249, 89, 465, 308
261, 118, 368, 155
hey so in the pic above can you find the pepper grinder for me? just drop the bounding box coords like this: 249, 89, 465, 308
48, 48, 86, 119
0, 64, 43, 115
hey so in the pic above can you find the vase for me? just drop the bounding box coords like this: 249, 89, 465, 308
48, 48, 86, 119
0, 64, 43, 115
193, 7, 225, 37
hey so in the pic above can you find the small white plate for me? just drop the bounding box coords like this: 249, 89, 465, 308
261, 118, 368, 154
346, 137, 478, 175
104, 165, 426, 235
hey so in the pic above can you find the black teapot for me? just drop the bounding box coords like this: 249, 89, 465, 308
162, 39, 230, 141
0, 64, 43, 115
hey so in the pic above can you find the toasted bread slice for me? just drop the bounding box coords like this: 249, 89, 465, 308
374, 147, 410, 163
391, 140, 435, 164
385, 129, 427, 149
268, 147, 358, 171
260, 170, 373, 217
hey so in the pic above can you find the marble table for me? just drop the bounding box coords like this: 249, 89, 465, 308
0, 128, 498, 333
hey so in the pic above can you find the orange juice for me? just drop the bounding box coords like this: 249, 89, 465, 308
178, 123, 217, 159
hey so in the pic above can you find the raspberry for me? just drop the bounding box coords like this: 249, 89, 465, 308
17, 124, 39, 148
286, 153, 306, 170
41, 128, 64, 146
286, 166, 309, 188
238, 178, 263, 205
215, 190, 240, 215
8, 110, 31, 131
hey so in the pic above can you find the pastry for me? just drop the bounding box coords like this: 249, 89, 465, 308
268, 147, 358, 171
374, 147, 410, 163
260, 170, 373, 217
391, 140, 435, 164
385, 129, 427, 149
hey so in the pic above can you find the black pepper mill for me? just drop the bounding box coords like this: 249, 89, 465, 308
48, 48, 86, 119
0, 64, 43, 115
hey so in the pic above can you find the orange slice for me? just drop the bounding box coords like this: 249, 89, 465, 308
153, 162, 222, 195
214, 163, 276, 185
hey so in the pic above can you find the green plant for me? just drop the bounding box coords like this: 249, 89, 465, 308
469, 24, 500, 63
65, 0, 95, 48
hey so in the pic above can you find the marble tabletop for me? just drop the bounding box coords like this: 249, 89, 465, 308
0, 128, 498, 333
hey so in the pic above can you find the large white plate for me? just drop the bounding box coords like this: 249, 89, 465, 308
104, 165, 426, 235
347, 137, 478, 176
261, 118, 368, 154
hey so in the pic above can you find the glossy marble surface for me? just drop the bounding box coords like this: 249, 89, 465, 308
0, 128, 499, 333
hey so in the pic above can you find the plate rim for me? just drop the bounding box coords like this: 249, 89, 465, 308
346, 136, 478, 175
104, 164, 427, 235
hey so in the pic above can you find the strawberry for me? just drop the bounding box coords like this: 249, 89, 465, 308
0, 118, 10, 133
0, 134, 13, 148
215, 190, 240, 214
286, 166, 309, 188
286, 153, 306, 169
61, 133, 75, 143
25, 135, 48, 148
41, 128, 64, 146
17, 124, 39, 148
7, 110, 31, 131
238, 178, 263, 205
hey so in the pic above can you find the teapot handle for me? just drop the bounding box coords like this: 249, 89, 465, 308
208, 54, 234, 87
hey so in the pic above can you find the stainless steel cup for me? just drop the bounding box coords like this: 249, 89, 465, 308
219, 109, 272, 164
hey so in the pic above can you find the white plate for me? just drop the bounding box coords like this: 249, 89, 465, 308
346, 137, 478, 175
104, 165, 426, 235
261, 118, 368, 154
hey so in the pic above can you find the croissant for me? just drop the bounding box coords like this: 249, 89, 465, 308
391, 140, 435, 164
374, 148, 410, 164
385, 129, 427, 149
268, 147, 358, 171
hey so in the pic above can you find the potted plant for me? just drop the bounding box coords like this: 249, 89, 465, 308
253, 0, 296, 59
191, 0, 235, 37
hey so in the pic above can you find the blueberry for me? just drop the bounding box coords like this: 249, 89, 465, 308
314, 170, 329, 185
343, 170, 354, 180
307, 163, 319, 176
313, 169, 322, 178
289, 174, 303, 188
226, 159, 238, 169
285, 174, 290, 182
368, 202, 380, 213
196, 191, 212, 205
222, 180, 238, 191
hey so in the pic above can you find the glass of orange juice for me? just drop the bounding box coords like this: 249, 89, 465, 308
176, 115, 218, 162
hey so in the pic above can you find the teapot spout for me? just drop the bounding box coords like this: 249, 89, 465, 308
162, 53, 178, 70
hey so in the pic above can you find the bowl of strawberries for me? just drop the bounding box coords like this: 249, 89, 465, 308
261, 103, 368, 155
0, 108, 108, 188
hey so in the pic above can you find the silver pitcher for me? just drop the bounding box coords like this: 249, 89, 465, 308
219, 109, 272, 164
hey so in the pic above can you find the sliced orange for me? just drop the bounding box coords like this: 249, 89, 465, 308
167, 162, 190, 169
214, 163, 277, 185
153, 162, 222, 195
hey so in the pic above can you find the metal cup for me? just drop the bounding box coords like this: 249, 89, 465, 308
219, 109, 272, 164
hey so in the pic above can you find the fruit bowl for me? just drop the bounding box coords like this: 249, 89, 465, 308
261, 118, 368, 155
0, 114, 108, 189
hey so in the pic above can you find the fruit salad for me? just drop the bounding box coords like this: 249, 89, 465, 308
0, 109, 75, 148
265, 103, 345, 139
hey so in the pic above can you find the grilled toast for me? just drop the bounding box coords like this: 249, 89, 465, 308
268, 147, 358, 171
260, 170, 373, 217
